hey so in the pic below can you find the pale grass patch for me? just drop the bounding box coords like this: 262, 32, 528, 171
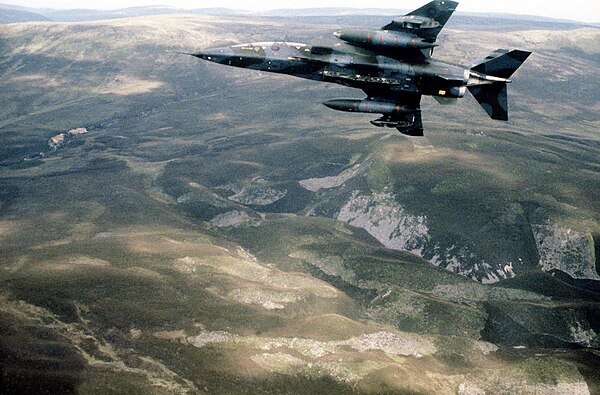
204, 112, 229, 121
121, 228, 227, 257
64, 255, 110, 267
0, 220, 19, 238
95, 77, 165, 96
381, 142, 519, 188
10, 74, 65, 88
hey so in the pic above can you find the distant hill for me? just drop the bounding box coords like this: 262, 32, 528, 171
0, 4, 249, 23
41, 6, 249, 22
0, 3, 596, 27
0, 4, 50, 23
260, 7, 404, 17
248, 7, 597, 28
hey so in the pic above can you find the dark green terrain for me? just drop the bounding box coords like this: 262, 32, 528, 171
0, 11, 599, 394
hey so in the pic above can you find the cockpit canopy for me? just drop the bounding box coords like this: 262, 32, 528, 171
231, 42, 307, 50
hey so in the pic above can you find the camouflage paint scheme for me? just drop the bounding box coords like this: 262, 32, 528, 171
191, 1, 531, 136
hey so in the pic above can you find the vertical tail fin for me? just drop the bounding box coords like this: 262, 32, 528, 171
407, 0, 459, 27
468, 83, 508, 121
468, 49, 531, 121
383, 1, 458, 42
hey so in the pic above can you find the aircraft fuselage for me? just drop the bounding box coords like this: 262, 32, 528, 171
195, 41, 470, 101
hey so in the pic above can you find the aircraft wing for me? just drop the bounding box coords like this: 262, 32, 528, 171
382, 1, 459, 43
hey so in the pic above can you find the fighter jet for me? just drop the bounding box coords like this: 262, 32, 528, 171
191, 1, 531, 136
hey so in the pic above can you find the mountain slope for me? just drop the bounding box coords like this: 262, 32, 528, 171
0, 13, 599, 394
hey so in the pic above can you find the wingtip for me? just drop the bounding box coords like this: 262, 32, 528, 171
511, 49, 533, 62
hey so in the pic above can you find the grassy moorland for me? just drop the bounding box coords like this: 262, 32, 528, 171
0, 12, 599, 394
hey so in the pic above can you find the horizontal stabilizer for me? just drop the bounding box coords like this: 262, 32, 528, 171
470, 49, 532, 79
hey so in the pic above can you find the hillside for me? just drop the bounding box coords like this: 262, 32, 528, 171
0, 12, 599, 394
0, 4, 49, 24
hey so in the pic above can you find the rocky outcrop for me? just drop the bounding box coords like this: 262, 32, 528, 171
335, 192, 600, 284
48, 127, 88, 149
570, 321, 598, 348
210, 210, 257, 228
532, 223, 599, 280
67, 127, 88, 136
337, 192, 429, 256
336, 191, 514, 283
221, 179, 287, 206
48, 133, 66, 148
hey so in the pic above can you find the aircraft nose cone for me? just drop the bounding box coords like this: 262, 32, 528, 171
193, 49, 214, 61
193, 47, 231, 63
192, 50, 205, 59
